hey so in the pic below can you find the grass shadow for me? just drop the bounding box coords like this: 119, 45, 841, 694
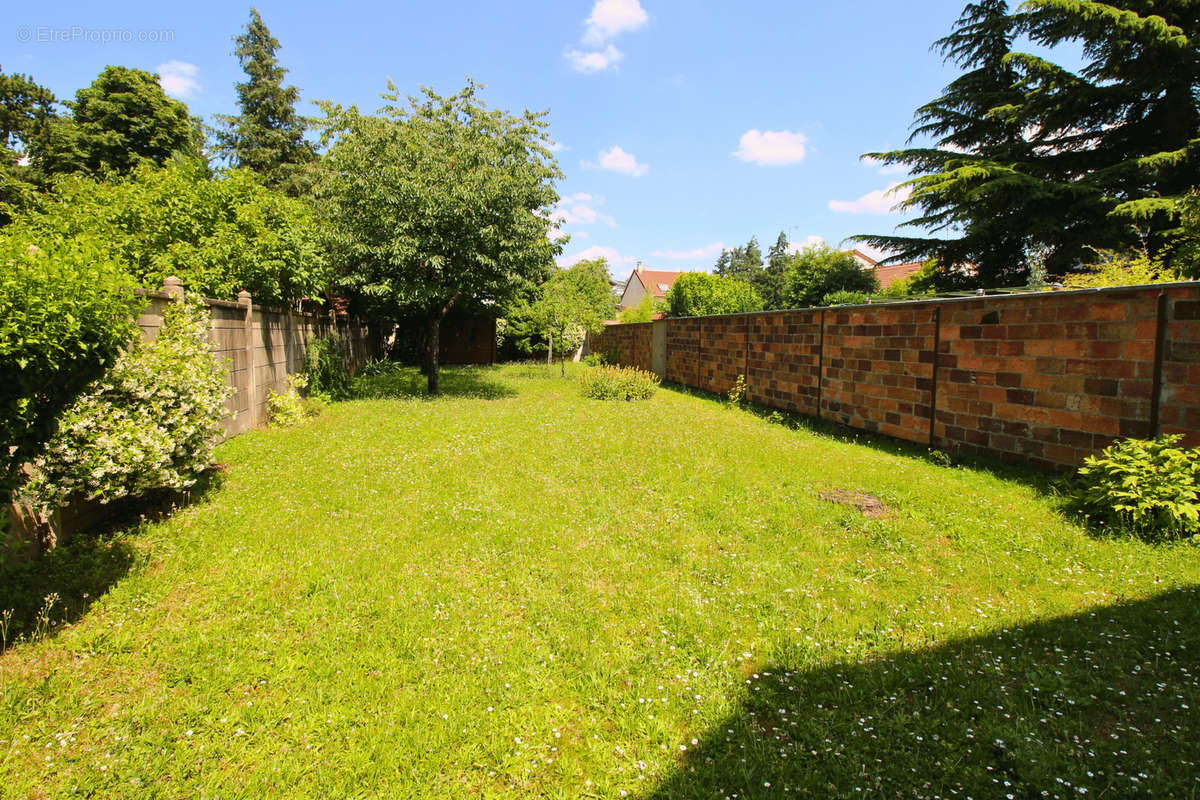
0, 469, 225, 652
351, 365, 516, 401
644, 585, 1200, 799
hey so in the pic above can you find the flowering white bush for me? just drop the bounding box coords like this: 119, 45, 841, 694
23, 298, 230, 511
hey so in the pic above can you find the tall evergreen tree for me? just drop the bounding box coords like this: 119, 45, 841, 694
713, 248, 732, 277
0, 72, 60, 223
855, 0, 1200, 286
217, 8, 316, 195
760, 231, 791, 306
69, 66, 201, 177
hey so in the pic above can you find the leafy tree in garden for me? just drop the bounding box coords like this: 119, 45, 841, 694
855, 0, 1200, 286
216, 8, 316, 195
317, 80, 562, 394
666, 272, 764, 317
69, 66, 202, 176
0, 235, 141, 503
529, 258, 615, 375
779, 244, 879, 308
618, 292, 665, 323
5, 160, 330, 303
0, 72, 61, 224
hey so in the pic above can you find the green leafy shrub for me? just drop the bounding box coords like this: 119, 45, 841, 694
821, 290, 869, 306
667, 273, 764, 317
581, 352, 609, 367
22, 298, 231, 511
268, 374, 323, 427
579, 365, 660, 401
360, 358, 406, 377
779, 244, 879, 308
1072, 435, 1200, 539
303, 333, 351, 400
4, 161, 330, 304
727, 374, 748, 406
0, 236, 141, 496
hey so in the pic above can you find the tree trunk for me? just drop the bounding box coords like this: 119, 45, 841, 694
427, 312, 441, 395
546, 333, 553, 367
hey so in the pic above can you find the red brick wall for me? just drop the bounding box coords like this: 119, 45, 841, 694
823, 306, 937, 444
592, 322, 654, 372
592, 282, 1200, 470
746, 311, 822, 415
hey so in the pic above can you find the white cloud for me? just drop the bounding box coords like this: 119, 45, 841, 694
583, 0, 648, 45
557, 244, 636, 269
565, 44, 624, 73
157, 60, 200, 99
829, 183, 912, 214
787, 235, 826, 254
733, 129, 808, 166
549, 192, 616, 228
546, 140, 566, 153
565, 0, 646, 73
651, 241, 727, 260
584, 145, 648, 177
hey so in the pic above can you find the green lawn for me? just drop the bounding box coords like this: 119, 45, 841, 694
2, 363, 1198, 799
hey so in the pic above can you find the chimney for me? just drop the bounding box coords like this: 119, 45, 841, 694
635, 261, 643, 273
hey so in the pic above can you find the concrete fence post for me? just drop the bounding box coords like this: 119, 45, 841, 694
238, 290, 257, 427
162, 275, 184, 302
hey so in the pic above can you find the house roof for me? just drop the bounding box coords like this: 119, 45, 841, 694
875, 261, 925, 290
849, 249, 880, 268
624, 266, 683, 302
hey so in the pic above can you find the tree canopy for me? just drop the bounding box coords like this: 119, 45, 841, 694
667, 272, 764, 317
855, 0, 1200, 286
67, 66, 203, 177
216, 8, 316, 195
779, 244, 879, 308
317, 80, 562, 393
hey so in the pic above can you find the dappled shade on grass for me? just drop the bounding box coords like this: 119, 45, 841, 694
647, 586, 1200, 798
351, 364, 515, 400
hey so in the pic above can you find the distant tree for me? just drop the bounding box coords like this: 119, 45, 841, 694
317, 80, 562, 394
779, 244, 879, 308
666, 272, 764, 317
216, 8, 316, 195
530, 258, 615, 375
70, 66, 202, 176
0, 72, 62, 223
760, 231, 792, 307
713, 248, 731, 277
618, 292, 664, 323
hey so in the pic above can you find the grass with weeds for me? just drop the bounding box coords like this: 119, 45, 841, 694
1, 363, 1197, 798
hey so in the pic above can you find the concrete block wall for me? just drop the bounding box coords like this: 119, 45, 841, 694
588, 282, 1200, 470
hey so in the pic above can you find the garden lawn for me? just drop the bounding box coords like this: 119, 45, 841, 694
2, 363, 1198, 799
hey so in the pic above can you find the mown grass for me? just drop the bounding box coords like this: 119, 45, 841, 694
1, 363, 1197, 799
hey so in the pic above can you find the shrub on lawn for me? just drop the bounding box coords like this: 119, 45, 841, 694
579, 365, 659, 401
1071, 435, 1200, 539
303, 333, 351, 400
22, 298, 231, 511
821, 289, 869, 306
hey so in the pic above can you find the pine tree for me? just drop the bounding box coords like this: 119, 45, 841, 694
713, 248, 732, 277
761, 231, 791, 307
217, 8, 316, 195
70, 66, 201, 177
854, 0, 1200, 286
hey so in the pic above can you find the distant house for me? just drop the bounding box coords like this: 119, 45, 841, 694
849, 250, 927, 291
618, 263, 683, 310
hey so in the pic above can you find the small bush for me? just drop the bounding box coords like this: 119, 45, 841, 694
821, 290, 869, 306
1072, 435, 1200, 539
22, 297, 230, 511
360, 358, 406, 377
727, 374, 748, 406
303, 333, 351, 400
268, 374, 317, 427
581, 352, 609, 367
579, 365, 660, 401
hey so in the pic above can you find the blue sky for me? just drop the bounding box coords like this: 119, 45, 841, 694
9, 0, 982, 280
